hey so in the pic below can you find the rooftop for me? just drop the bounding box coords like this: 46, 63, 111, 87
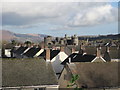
2, 58, 58, 88
68, 62, 119, 88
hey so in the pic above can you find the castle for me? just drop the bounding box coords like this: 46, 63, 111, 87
44, 34, 79, 46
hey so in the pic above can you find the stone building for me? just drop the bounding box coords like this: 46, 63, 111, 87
44, 36, 53, 45
44, 34, 79, 46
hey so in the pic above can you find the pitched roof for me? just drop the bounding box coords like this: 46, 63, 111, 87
71, 46, 119, 58
61, 53, 77, 65
39, 49, 60, 60
91, 57, 106, 62
61, 53, 96, 65
13, 46, 28, 55
2, 58, 58, 87
67, 62, 119, 88
109, 47, 120, 59
103, 51, 111, 62
50, 50, 60, 60
23, 47, 41, 57
64, 47, 71, 56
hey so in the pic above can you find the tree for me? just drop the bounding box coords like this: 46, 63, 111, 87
24, 41, 32, 46
67, 74, 83, 90
11, 40, 17, 46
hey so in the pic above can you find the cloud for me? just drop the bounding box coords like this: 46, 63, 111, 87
67, 4, 118, 27
1, 2, 118, 29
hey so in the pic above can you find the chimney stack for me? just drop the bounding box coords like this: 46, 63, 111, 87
52, 46, 56, 50
46, 48, 50, 62
44, 46, 48, 49
106, 46, 110, 52
60, 46, 64, 52
71, 47, 75, 53
81, 44, 85, 51
96, 47, 101, 58
69, 58, 71, 63
41, 44, 44, 49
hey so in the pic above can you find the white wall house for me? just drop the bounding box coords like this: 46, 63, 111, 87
45, 47, 68, 75
5, 49, 11, 57
51, 51, 68, 74
34, 49, 44, 57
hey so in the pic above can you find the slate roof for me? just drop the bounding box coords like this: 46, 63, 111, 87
2, 58, 58, 87
23, 47, 41, 57
61, 53, 96, 65
92, 57, 106, 62
64, 47, 71, 56
50, 50, 60, 60
109, 47, 120, 59
67, 62, 119, 88
68, 46, 120, 59
39, 49, 60, 60
103, 51, 111, 62
85, 46, 120, 59
13, 46, 28, 55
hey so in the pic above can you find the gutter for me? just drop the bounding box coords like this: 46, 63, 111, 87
2, 85, 59, 89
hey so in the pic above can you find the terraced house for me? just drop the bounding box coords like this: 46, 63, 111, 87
1, 58, 58, 90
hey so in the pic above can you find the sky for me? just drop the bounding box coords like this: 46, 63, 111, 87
1, 1, 119, 37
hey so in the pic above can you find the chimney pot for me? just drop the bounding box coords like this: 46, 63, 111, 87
60, 46, 64, 52
71, 47, 75, 53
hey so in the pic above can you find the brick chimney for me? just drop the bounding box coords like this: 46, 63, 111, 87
81, 44, 85, 51
60, 46, 64, 52
71, 47, 75, 53
52, 46, 56, 50
96, 47, 101, 57
46, 48, 50, 62
44, 46, 48, 49
69, 58, 71, 63
106, 46, 110, 52
41, 44, 44, 49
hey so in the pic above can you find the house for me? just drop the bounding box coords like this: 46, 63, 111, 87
23, 46, 41, 58
108, 46, 120, 62
98, 46, 120, 62
59, 62, 119, 89
13, 46, 28, 58
91, 47, 106, 62
103, 46, 111, 62
46, 47, 68, 76
79, 46, 120, 62
12, 45, 45, 58
5, 49, 11, 57
1, 58, 58, 90
34, 45, 44, 57
61, 47, 106, 65
39, 46, 68, 77
61, 53, 96, 65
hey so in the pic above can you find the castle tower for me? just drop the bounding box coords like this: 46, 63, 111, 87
44, 36, 53, 45
72, 34, 78, 45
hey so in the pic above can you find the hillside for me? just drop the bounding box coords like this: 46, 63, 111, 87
1, 30, 47, 43
78, 34, 120, 40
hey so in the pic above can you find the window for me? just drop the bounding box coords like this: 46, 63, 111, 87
64, 74, 69, 80
34, 88, 46, 90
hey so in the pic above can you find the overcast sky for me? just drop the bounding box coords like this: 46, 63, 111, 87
1, 1, 119, 37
